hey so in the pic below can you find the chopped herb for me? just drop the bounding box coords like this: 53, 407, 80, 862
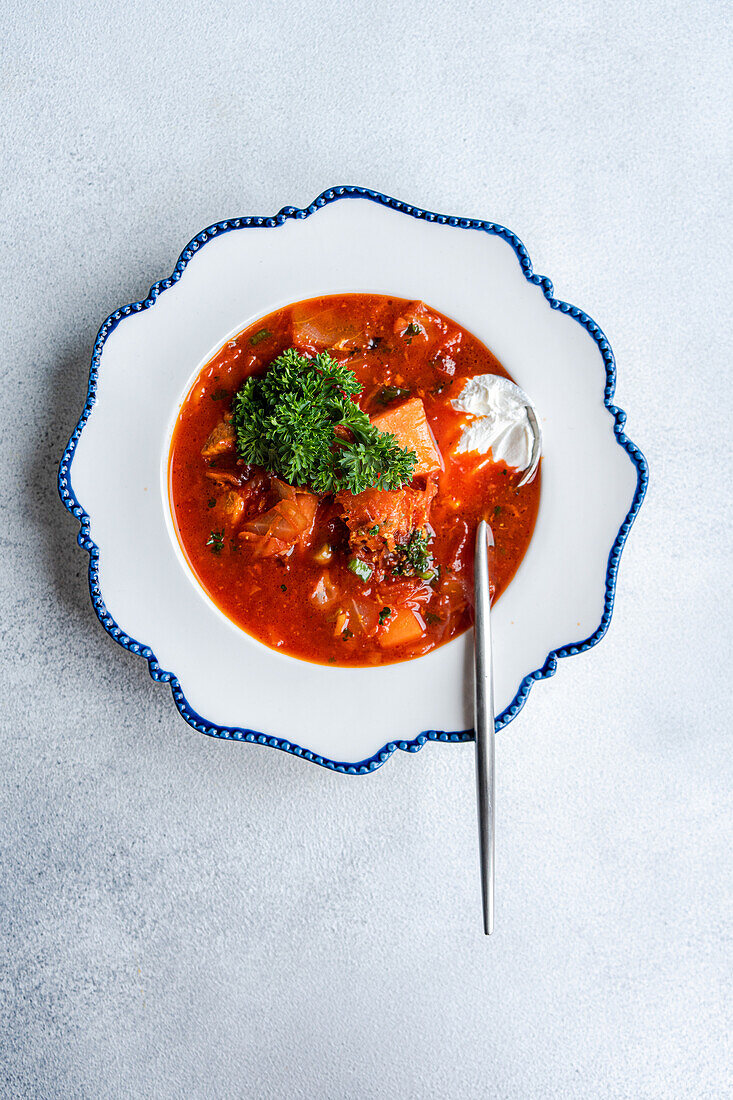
403, 321, 422, 337
207, 498, 216, 508
376, 385, 411, 406
392, 528, 438, 582
342, 628, 354, 640
206, 529, 224, 554
210, 388, 229, 401
232, 348, 417, 494
328, 657, 336, 663
379, 607, 392, 625
280, 584, 287, 592
230, 540, 239, 552
348, 558, 373, 582
368, 524, 380, 536
493, 505, 502, 515
249, 327, 272, 346
426, 612, 442, 626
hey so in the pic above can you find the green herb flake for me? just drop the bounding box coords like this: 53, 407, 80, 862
210, 388, 229, 401
376, 385, 412, 406
206, 529, 224, 554
232, 348, 418, 494
403, 321, 422, 337
392, 529, 438, 583
342, 628, 354, 640
493, 505, 502, 516
379, 607, 392, 625
280, 584, 287, 592
426, 612, 442, 626
348, 558, 373, 582
207, 498, 216, 508
249, 328, 273, 346
368, 524, 380, 536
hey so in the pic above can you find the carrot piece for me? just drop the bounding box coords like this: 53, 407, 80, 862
370, 398, 443, 476
334, 610, 350, 637
377, 607, 426, 648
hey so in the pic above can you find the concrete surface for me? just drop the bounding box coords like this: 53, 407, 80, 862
1, 1, 731, 1097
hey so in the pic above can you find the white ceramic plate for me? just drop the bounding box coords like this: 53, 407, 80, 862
59, 188, 647, 773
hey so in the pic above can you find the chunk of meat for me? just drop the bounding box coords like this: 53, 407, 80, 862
335, 478, 437, 555
239, 479, 319, 558
205, 469, 241, 489
201, 418, 236, 458
370, 397, 443, 476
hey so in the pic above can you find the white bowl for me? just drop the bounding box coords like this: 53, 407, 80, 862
58, 187, 647, 773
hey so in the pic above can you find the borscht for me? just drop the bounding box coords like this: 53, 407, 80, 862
168, 294, 540, 665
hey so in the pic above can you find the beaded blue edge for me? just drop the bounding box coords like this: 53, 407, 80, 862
57, 185, 648, 775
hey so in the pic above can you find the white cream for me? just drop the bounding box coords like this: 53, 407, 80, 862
451, 374, 539, 470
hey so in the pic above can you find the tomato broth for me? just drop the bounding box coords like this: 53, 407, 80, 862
168, 294, 540, 665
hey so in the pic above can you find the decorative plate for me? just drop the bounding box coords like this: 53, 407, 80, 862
58, 187, 647, 773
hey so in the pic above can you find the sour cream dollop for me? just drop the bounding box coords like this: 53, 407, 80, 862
451, 374, 540, 471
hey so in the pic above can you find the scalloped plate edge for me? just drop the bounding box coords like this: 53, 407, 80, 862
57, 185, 649, 775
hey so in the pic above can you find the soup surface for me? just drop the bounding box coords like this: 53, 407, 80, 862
168, 294, 540, 665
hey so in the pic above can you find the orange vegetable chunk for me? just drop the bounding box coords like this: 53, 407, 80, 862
378, 607, 426, 648
370, 397, 443, 476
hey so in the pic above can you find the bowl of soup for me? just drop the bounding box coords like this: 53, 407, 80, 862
59, 188, 646, 771
168, 293, 541, 666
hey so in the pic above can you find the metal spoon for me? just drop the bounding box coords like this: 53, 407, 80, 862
474, 519, 495, 935
474, 408, 540, 933
517, 405, 542, 488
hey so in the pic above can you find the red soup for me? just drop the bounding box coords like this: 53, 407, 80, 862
168, 294, 540, 666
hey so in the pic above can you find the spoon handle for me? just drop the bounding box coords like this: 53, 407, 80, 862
474, 519, 495, 935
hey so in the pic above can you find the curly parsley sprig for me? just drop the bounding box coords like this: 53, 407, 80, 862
232, 348, 417, 494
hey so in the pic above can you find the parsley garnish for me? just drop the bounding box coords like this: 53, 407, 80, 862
348, 558, 373, 582
211, 388, 229, 401
207, 498, 216, 508
249, 328, 272, 346
392, 529, 438, 582
367, 524, 380, 536
206, 529, 224, 554
403, 322, 422, 337
379, 607, 392, 625
232, 348, 417, 494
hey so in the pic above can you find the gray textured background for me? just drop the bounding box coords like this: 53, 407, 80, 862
2, 1, 731, 1097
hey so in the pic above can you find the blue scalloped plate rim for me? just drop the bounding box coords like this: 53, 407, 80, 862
57, 185, 648, 775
